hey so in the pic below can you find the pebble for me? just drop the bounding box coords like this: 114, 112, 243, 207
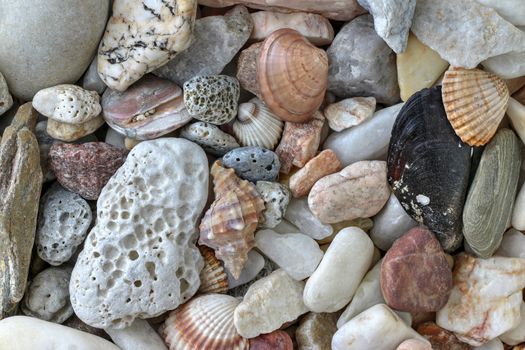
500, 302, 525, 346
324, 97, 376, 132
275, 111, 325, 174
323, 103, 404, 167
222, 146, 280, 182
474, 338, 504, 350
70, 139, 208, 329
105, 127, 126, 149
228, 255, 278, 298
47, 116, 104, 142
475, 0, 525, 25
21, 266, 73, 323
272, 219, 301, 235
250, 11, 334, 46
180, 121, 240, 156
289, 150, 341, 198
303, 227, 373, 313
183, 75, 240, 124
463, 129, 522, 258
284, 198, 333, 240
411, 0, 525, 69
397, 33, 449, 101
227, 250, 265, 289
255, 229, 323, 281
97, 0, 196, 91
155, 6, 253, 86
0, 103, 42, 317
0, 0, 109, 100
308, 160, 390, 224
233, 269, 309, 338
332, 304, 430, 350
0, 72, 13, 115
63, 314, 111, 341
508, 98, 525, 145
417, 322, 471, 350
396, 339, 433, 350
256, 181, 291, 228
0, 316, 119, 350
35, 121, 57, 182
249, 330, 293, 350
49, 142, 127, 200
105, 319, 168, 350
296, 312, 338, 349
436, 254, 525, 346
496, 229, 525, 259
356, 0, 416, 53
82, 56, 106, 95
327, 15, 399, 105
483, 50, 525, 80
236, 42, 263, 99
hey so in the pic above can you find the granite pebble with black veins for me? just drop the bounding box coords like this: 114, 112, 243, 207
222, 146, 280, 183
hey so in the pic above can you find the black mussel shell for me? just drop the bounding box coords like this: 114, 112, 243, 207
387, 86, 472, 252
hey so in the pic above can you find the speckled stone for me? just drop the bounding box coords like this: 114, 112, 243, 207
180, 121, 240, 156
256, 181, 291, 228
222, 146, 280, 182
236, 42, 262, 99
296, 312, 339, 350
183, 75, 240, 124
0, 72, 13, 116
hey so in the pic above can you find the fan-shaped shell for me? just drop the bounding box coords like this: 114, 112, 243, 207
161, 294, 249, 350
199, 161, 265, 279
198, 246, 229, 294
233, 98, 283, 150
257, 28, 328, 123
442, 66, 509, 146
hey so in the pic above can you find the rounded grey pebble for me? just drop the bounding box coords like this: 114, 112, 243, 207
256, 181, 291, 229
180, 121, 240, 156
222, 146, 280, 182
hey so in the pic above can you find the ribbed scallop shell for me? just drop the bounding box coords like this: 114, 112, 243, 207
442, 66, 509, 146
161, 294, 249, 350
198, 246, 229, 294
233, 98, 283, 150
199, 161, 265, 279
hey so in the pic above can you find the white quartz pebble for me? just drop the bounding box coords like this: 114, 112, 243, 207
284, 198, 333, 240
475, 338, 504, 350
105, 319, 167, 350
496, 228, 525, 259
226, 250, 265, 289
499, 302, 525, 346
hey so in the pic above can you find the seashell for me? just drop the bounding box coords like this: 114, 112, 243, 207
442, 66, 510, 146
257, 29, 328, 123
233, 98, 283, 150
199, 161, 265, 279
387, 86, 472, 252
161, 293, 249, 350
198, 246, 229, 294
101, 75, 192, 140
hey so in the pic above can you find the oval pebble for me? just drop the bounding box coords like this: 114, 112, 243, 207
222, 146, 280, 182
256, 181, 290, 229
180, 121, 240, 156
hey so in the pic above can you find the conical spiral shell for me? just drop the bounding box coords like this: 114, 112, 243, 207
199, 161, 265, 279
442, 66, 509, 146
257, 29, 328, 123
161, 294, 248, 350
233, 98, 283, 150
198, 246, 229, 294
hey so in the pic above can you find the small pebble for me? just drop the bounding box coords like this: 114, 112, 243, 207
496, 228, 525, 259
249, 330, 293, 350
396, 339, 433, 350
416, 322, 471, 350
35, 121, 57, 182
46, 116, 105, 142
324, 97, 376, 132
105, 319, 168, 350
296, 312, 339, 350
284, 198, 333, 240
0, 71, 13, 116
82, 56, 106, 95
256, 181, 290, 228
180, 121, 240, 156
222, 146, 280, 182
500, 302, 525, 346
236, 42, 263, 98
226, 250, 265, 289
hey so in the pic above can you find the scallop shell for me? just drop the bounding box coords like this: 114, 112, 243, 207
161, 294, 249, 350
199, 161, 265, 279
233, 98, 283, 150
442, 66, 510, 146
257, 28, 328, 123
198, 246, 229, 294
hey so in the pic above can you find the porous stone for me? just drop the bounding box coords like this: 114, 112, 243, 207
184, 75, 240, 124
296, 312, 338, 350
180, 121, 240, 156
0, 0, 109, 100
105, 319, 168, 350
417, 322, 471, 350
98, 0, 197, 91
500, 302, 525, 346
411, 0, 525, 69
21, 266, 73, 323
236, 42, 262, 98
233, 269, 309, 338
49, 142, 127, 200
303, 227, 374, 313
284, 198, 333, 240
356, 0, 416, 53
308, 161, 390, 224
496, 229, 525, 259
327, 15, 399, 105
475, 0, 525, 26
463, 129, 522, 258
36, 184, 93, 266
155, 5, 253, 86
222, 146, 280, 182
35, 121, 57, 182
256, 181, 290, 228
436, 254, 525, 346
324, 97, 376, 132
0, 72, 13, 116
227, 250, 265, 289
70, 138, 209, 329
0, 103, 42, 317
83, 56, 107, 95
46, 116, 105, 142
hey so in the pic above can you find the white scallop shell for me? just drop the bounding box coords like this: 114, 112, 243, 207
233, 98, 283, 150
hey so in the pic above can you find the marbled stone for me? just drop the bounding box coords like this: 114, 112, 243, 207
222, 146, 280, 182
500, 302, 525, 346
46, 116, 105, 142
284, 198, 333, 240
417, 322, 471, 350
324, 97, 376, 132
289, 150, 341, 198
180, 121, 240, 156
105, 319, 168, 350
0, 72, 12, 116
236, 42, 262, 98
227, 250, 265, 289
256, 181, 290, 228
475, 0, 525, 25
249, 330, 293, 350
83, 56, 107, 95
155, 5, 253, 86
98, 0, 197, 91
327, 15, 399, 105
296, 312, 338, 350
496, 229, 525, 259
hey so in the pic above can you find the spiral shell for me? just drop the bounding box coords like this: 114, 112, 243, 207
233, 98, 283, 150
161, 294, 249, 350
257, 29, 328, 123
442, 66, 509, 146
198, 246, 229, 294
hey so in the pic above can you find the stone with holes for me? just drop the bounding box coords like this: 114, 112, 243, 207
222, 146, 280, 182
180, 121, 239, 156
70, 138, 209, 329
256, 181, 290, 228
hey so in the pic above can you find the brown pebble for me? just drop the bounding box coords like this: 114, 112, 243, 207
417, 322, 471, 350
249, 330, 293, 350
236, 42, 262, 99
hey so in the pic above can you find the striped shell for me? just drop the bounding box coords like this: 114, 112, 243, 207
442, 66, 509, 146
198, 246, 229, 294
199, 161, 265, 279
233, 98, 283, 150
161, 294, 249, 350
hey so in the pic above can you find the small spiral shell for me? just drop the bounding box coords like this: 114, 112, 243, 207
198, 246, 229, 294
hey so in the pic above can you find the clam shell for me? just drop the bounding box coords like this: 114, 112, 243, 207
442, 66, 509, 146
233, 98, 283, 150
161, 294, 249, 350
257, 29, 328, 123
198, 246, 229, 294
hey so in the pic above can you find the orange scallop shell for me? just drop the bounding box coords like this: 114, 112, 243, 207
198, 245, 229, 294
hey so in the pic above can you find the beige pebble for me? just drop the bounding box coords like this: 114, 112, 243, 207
46, 116, 104, 142
324, 97, 376, 132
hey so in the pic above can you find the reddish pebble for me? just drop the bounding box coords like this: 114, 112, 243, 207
249, 330, 293, 350
417, 322, 471, 350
